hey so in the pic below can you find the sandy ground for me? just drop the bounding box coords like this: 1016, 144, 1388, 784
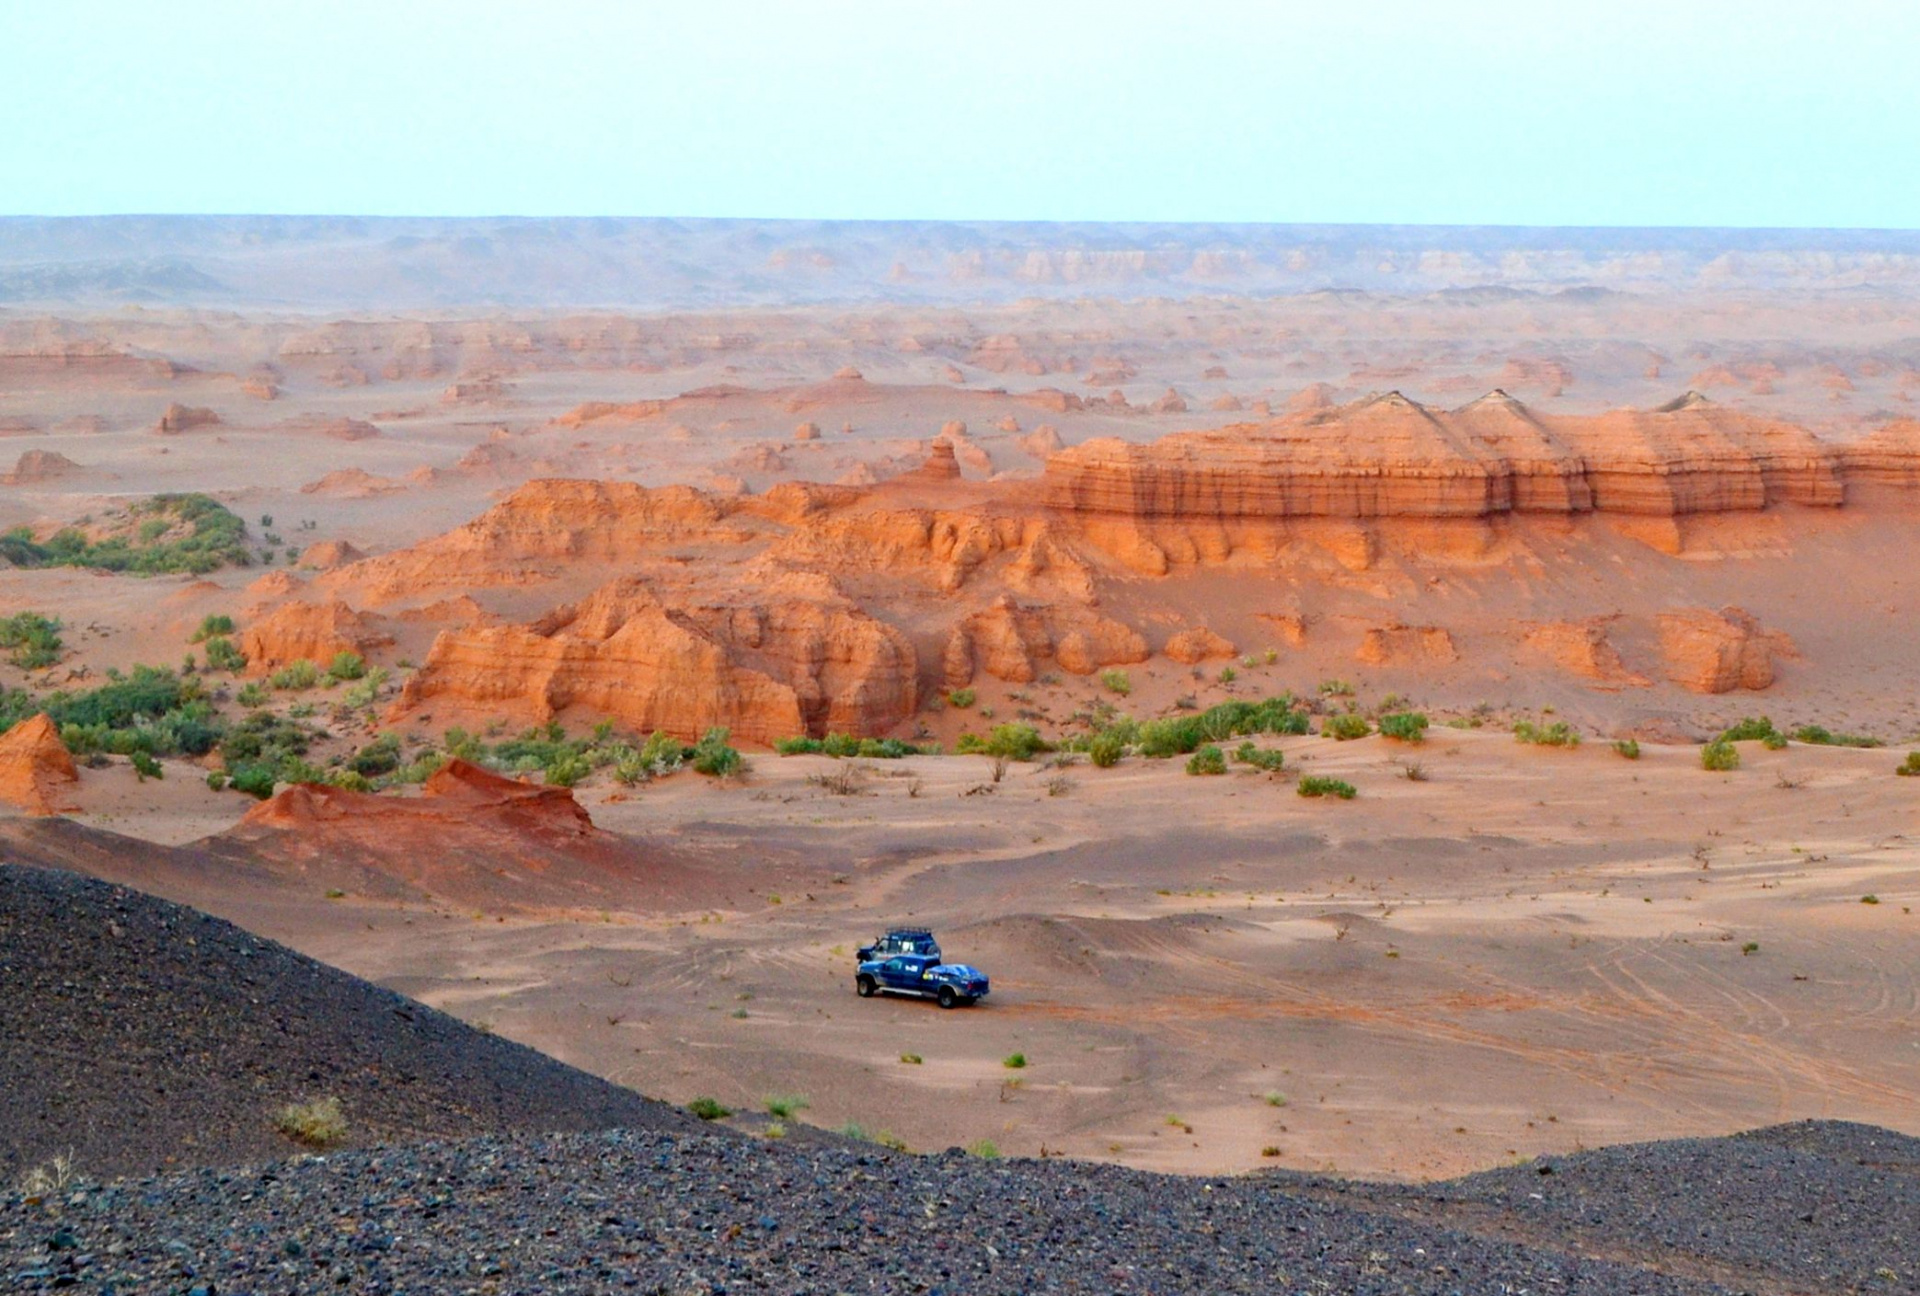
47, 727, 1907, 1182
1, 293, 1916, 1180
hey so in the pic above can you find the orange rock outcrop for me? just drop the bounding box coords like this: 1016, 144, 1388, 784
1657, 607, 1790, 693
0, 714, 79, 816
239, 600, 394, 674
1164, 627, 1236, 664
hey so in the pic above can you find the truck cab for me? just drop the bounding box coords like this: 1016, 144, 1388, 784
857, 927, 940, 963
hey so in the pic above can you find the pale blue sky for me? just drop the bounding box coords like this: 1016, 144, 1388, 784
4, 0, 1917, 227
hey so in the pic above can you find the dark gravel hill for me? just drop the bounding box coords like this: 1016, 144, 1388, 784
0, 864, 705, 1183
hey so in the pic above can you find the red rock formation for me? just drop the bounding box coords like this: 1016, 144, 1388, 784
1043, 390, 1849, 523
297, 540, 367, 570
0, 714, 79, 816
943, 596, 1146, 686
394, 575, 916, 744
240, 600, 393, 674
3, 450, 82, 485
1356, 624, 1457, 666
1164, 627, 1236, 664
1657, 607, 1788, 693
154, 403, 220, 435
1520, 620, 1648, 687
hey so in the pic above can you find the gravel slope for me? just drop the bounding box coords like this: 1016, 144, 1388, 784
0, 864, 705, 1182
5, 1131, 1734, 1295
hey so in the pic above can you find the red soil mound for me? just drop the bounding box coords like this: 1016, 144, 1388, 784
0, 715, 79, 816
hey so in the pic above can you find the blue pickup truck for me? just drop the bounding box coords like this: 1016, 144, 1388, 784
856, 951, 990, 1008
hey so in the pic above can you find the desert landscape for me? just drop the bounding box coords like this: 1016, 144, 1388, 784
3, 217, 1918, 1291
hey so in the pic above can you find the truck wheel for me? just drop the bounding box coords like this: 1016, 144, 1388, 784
936, 985, 958, 1009
857, 974, 877, 997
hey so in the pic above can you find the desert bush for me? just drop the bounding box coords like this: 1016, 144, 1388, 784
808, 766, 866, 796
1232, 740, 1285, 772
1613, 739, 1641, 760
900, 1052, 923, 1064
229, 766, 278, 799
347, 733, 403, 778
1701, 739, 1741, 772
1322, 713, 1370, 741
201, 635, 246, 673
1897, 752, 1920, 777
1513, 720, 1580, 748
269, 659, 321, 691
1137, 715, 1207, 758
1376, 711, 1429, 743
1793, 724, 1883, 748
1099, 668, 1133, 696
980, 722, 1045, 761
14, 1150, 77, 1197
130, 750, 163, 781
0, 611, 63, 669
1718, 716, 1778, 743
966, 1139, 1001, 1159
1297, 775, 1357, 799
1218, 666, 1237, 685
686, 1097, 731, 1120
763, 1094, 809, 1119
691, 727, 745, 777
1045, 774, 1073, 797
947, 688, 976, 709
1088, 730, 1127, 768
1002, 1052, 1027, 1069
190, 613, 236, 642
327, 651, 367, 682
1185, 744, 1227, 775
273, 1096, 348, 1148
1318, 679, 1355, 697
1, 494, 249, 575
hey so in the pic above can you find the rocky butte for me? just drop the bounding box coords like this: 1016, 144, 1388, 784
277, 392, 1920, 741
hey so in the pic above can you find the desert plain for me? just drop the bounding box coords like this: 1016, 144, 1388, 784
0, 218, 1915, 1182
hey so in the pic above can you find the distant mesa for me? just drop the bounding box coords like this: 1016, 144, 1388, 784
154, 402, 220, 434
275, 415, 380, 441
301, 468, 406, 498
3, 449, 83, 485
0, 714, 80, 816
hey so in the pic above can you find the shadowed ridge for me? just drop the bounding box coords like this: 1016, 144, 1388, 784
0, 864, 710, 1182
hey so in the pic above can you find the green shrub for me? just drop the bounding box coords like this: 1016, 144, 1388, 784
1612, 739, 1641, 760
1088, 731, 1127, 768
1718, 716, 1778, 743
230, 766, 278, 798
0, 612, 63, 669
347, 734, 403, 778
1701, 739, 1740, 772
1762, 731, 1788, 750
1514, 720, 1580, 748
639, 730, 690, 774
775, 736, 824, 755
1138, 715, 1207, 758
763, 1094, 809, 1119
1793, 725, 1883, 748
686, 1097, 731, 1121
1185, 745, 1227, 776
1897, 752, 1920, 777
1099, 669, 1132, 696
691, 727, 744, 777
201, 636, 246, 672
327, 651, 367, 682
0, 494, 249, 575
130, 751, 163, 781
1218, 666, 1237, 685
1297, 775, 1357, 799
1377, 712, 1429, 743
965, 1139, 1001, 1159
982, 722, 1045, 761
947, 688, 976, 709
269, 659, 320, 691
1002, 1053, 1027, 1069
1322, 713, 1370, 741
1232, 740, 1285, 772
1318, 679, 1355, 697
191, 614, 236, 642
236, 681, 269, 707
